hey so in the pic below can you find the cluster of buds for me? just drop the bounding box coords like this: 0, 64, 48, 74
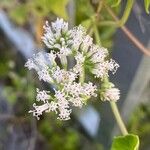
25, 18, 120, 120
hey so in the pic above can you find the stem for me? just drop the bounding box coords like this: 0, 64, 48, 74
93, 20, 128, 135
93, 15, 128, 135
118, 0, 134, 26
110, 101, 128, 135
87, 0, 104, 38
104, 3, 150, 56
99, 21, 117, 26
94, 24, 101, 45
95, 0, 104, 21
100, 0, 134, 27
99, 0, 134, 27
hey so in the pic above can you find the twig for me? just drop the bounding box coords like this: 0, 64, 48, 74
95, 0, 104, 21
104, 4, 150, 56
87, 0, 104, 36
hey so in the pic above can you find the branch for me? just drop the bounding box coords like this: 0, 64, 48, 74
104, 4, 150, 56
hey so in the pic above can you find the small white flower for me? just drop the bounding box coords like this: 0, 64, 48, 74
108, 59, 120, 74
51, 18, 68, 33
89, 47, 108, 63
70, 25, 86, 50
104, 87, 120, 102
47, 101, 58, 113
81, 35, 93, 53
69, 97, 84, 108
25, 52, 56, 83
83, 82, 97, 97
64, 82, 83, 98
75, 52, 85, 64
54, 90, 66, 102
42, 19, 71, 50
25, 59, 37, 70
92, 59, 119, 78
59, 47, 71, 56
52, 67, 77, 84
73, 52, 85, 74
37, 69, 53, 83
29, 103, 49, 120
92, 62, 109, 78
36, 88, 50, 103
57, 108, 72, 120
33, 52, 55, 70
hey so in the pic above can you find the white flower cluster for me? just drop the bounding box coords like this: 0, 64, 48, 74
25, 18, 120, 120
28, 79, 97, 120
103, 83, 120, 102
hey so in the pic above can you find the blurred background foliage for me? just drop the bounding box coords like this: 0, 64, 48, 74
0, 0, 150, 150
128, 103, 150, 150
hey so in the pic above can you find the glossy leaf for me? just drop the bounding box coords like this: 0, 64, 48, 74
111, 134, 139, 150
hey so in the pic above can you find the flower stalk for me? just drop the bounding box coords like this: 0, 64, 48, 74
93, 19, 128, 135
110, 101, 128, 135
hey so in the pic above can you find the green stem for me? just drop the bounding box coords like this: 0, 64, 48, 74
110, 101, 128, 135
94, 24, 101, 45
99, 21, 117, 27
92, 18, 128, 135
118, 0, 134, 26
100, 0, 134, 27
89, 1, 129, 135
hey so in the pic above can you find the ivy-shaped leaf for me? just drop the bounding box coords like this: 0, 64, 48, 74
111, 134, 139, 150
144, 0, 150, 14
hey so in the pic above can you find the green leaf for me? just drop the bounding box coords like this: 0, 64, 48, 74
81, 19, 91, 29
111, 134, 139, 150
47, 0, 69, 19
144, 0, 150, 14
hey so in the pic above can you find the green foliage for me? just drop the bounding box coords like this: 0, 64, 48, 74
111, 134, 139, 150
28, 0, 69, 19
9, 5, 28, 25
128, 103, 150, 150
39, 118, 80, 150
1, 0, 69, 25
47, 0, 69, 19
75, 0, 120, 49
0, 61, 9, 77
75, 0, 94, 25
81, 19, 92, 30
144, 0, 150, 14
3, 72, 35, 105
107, 0, 121, 7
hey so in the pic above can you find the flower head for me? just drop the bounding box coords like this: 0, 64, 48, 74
42, 18, 71, 50
25, 18, 120, 121
104, 87, 120, 102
